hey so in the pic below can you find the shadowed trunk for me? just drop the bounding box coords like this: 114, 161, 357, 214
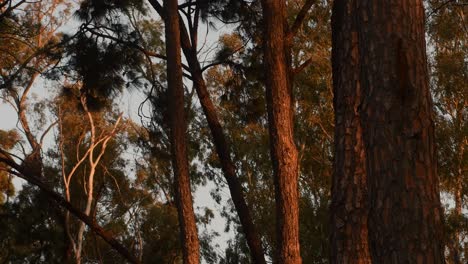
331, 0, 445, 262
330, 0, 371, 263
334, 0, 445, 262
261, 1, 301, 263
164, 0, 200, 263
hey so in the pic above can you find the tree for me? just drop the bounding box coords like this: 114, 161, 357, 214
427, 1, 467, 262
259, 0, 318, 262
55, 88, 124, 263
260, 0, 301, 262
147, 1, 268, 262
329, 0, 371, 262
331, 0, 445, 263
198, 1, 331, 262
164, 0, 200, 263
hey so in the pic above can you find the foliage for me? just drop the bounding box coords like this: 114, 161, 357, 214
427, 0, 468, 261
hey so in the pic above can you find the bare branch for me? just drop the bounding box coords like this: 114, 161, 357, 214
292, 57, 313, 75
288, 0, 316, 40
39, 120, 58, 146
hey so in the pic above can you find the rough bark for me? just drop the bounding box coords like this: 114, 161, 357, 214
353, 0, 444, 262
330, 0, 371, 263
148, 2, 267, 263
164, 0, 200, 263
260, 1, 301, 263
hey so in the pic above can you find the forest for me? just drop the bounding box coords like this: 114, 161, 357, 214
0, 0, 466, 263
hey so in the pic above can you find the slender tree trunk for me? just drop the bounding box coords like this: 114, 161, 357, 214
148, 2, 266, 263
451, 137, 465, 264
17, 73, 43, 178
147, 2, 266, 262
336, 0, 445, 262
180, 29, 267, 264
330, 1, 371, 263
260, 1, 301, 263
164, 0, 200, 263
451, 173, 462, 264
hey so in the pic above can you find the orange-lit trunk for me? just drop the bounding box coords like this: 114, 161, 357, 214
164, 0, 200, 263
261, 1, 301, 263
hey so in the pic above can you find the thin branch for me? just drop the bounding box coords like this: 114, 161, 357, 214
288, 0, 316, 40
201, 60, 234, 72
428, 0, 459, 17
178, 1, 202, 10
0, 0, 26, 22
147, 0, 164, 19
85, 27, 191, 72
0, 147, 23, 162
292, 57, 313, 75
193, 3, 200, 51
39, 120, 58, 146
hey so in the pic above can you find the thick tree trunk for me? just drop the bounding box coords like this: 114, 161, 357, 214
260, 1, 301, 263
332, 0, 445, 262
330, 1, 371, 263
164, 0, 200, 263
331, 0, 445, 262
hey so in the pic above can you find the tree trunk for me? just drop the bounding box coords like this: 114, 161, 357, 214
451, 174, 462, 264
147, 2, 266, 263
336, 0, 445, 262
330, 0, 371, 263
164, 0, 200, 263
260, 1, 301, 263
180, 28, 267, 264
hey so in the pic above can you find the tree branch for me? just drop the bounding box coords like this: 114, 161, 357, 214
147, 0, 164, 19
0, 151, 140, 264
86, 26, 192, 72
178, 1, 203, 10
292, 57, 313, 75
39, 120, 58, 146
288, 0, 316, 40
427, 0, 464, 17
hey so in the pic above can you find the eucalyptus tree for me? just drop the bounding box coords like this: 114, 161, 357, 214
427, 1, 467, 262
